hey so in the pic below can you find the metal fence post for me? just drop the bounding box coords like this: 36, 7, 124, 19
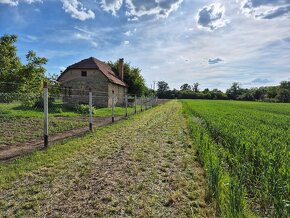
141, 96, 143, 112
134, 95, 137, 114
43, 81, 48, 148
89, 90, 93, 131
125, 94, 128, 117
112, 90, 115, 122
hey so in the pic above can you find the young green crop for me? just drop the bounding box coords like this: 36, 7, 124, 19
182, 100, 290, 217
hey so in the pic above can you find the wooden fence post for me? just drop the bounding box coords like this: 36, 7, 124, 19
43, 81, 48, 148
112, 90, 115, 122
89, 90, 93, 131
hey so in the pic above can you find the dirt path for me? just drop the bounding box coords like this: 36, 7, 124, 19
0, 101, 214, 217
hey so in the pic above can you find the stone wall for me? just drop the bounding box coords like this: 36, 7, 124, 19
59, 68, 127, 107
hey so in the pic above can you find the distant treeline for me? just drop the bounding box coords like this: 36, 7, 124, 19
156, 81, 290, 103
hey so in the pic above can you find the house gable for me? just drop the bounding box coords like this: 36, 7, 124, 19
57, 57, 128, 87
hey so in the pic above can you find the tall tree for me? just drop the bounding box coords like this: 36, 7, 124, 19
0, 34, 22, 92
157, 81, 169, 93
180, 83, 191, 91
226, 82, 242, 100
108, 60, 146, 96
0, 34, 47, 94
193, 82, 200, 92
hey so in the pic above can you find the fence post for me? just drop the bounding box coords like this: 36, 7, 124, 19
134, 95, 137, 114
89, 90, 93, 131
112, 90, 115, 122
43, 81, 48, 148
141, 96, 143, 112
125, 94, 128, 117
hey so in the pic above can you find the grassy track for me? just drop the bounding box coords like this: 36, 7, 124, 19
182, 100, 290, 217
0, 101, 213, 217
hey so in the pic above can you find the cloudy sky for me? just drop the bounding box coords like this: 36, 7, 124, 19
0, 0, 290, 91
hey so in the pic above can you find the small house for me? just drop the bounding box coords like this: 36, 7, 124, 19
57, 57, 128, 107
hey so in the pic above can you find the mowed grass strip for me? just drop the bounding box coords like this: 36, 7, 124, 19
0, 100, 213, 217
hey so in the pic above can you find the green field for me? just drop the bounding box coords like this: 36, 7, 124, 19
182, 100, 290, 217
0, 100, 289, 217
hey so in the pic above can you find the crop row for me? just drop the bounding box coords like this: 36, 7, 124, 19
182, 100, 290, 217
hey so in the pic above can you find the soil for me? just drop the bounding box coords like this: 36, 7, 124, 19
0, 116, 123, 161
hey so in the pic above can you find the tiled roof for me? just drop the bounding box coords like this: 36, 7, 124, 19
57, 57, 128, 87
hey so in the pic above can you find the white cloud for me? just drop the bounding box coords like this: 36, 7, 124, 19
100, 0, 123, 16
126, 0, 183, 19
196, 3, 230, 31
240, 0, 290, 19
74, 32, 98, 47
0, 0, 41, 6
61, 0, 95, 21
123, 40, 130, 45
123, 28, 136, 36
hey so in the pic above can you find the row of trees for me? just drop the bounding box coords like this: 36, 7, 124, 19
156, 81, 290, 103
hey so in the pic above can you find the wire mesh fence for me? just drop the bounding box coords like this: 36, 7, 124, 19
0, 83, 158, 159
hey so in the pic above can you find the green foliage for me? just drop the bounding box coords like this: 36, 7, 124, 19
180, 83, 191, 91
0, 34, 22, 93
107, 60, 146, 96
157, 80, 290, 102
182, 100, 290, 217
0, 34, 47, 96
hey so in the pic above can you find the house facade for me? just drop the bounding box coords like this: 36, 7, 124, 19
57, 57, 128, 107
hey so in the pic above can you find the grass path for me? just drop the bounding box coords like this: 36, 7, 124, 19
0, 101, 213, 217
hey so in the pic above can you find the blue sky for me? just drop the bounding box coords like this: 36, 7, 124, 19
0, 0, 290, 91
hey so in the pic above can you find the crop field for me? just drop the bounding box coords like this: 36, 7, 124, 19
182, 100, 290, 217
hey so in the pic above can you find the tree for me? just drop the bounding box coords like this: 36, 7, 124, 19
157, 81, 169, 93
180, 83, 191, 91
0, 34, 22, 92
19, 50, 47, 93
108, 60, 146, 96
193, 82, 199, 92
0, 34, 47, 94
226, 82, 242, 100
157, 81, 170, 98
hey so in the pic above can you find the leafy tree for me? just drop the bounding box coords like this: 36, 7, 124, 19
0, 34, 22, 92
277, 88, 290, 102
19, 50, 47, 93
0, 34, 47, 94
226, 82, 242, 100
156, 81, 170, 98
193, 82, 199, 92
180, 83, 191, 91
108, 60, 146, 96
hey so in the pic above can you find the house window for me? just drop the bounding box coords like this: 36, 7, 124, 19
81, 71, 87, 77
